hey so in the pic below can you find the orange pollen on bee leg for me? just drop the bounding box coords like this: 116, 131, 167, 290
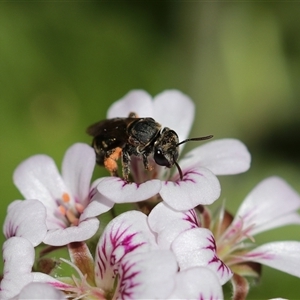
104, 147, 122, 174
62, 193, 70, 203
110, 147, 122, 160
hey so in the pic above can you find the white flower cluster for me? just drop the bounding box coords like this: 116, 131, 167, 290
1, 90, 300, 300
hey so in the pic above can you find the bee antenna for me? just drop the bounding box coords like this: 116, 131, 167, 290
176, 135, 213, 147
174, 160, 183, 180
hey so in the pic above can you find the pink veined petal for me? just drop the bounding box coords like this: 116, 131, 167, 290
94, 211, 157, 291
230, 177, 300, 238
171, 228, 233, 285
116, 250, 177, 300
148, 202, 200, 234
179, 138, 251, 175
169, 267, 223, 300
97, 177, 162, 203
61, 143, 95, 208
43, 217, 99, 246
32, 272, 73, 290
12, 282, 65, 300
3, 200, 47, 247
0, 237, 35, 300
13, 155, 68, 212
160, 167, 221, 211
152, 90, 195, 145
243, 241, 300, 278
251, 212, 300, 236
107, 90, 154, 118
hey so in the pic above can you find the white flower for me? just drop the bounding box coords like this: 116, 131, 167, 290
3, 200, 48, 247
10, 211, 223, 299
217, 176, 300, 278
0, 237, 71, 300
97, 90, 251, 211
148, 202, 233, 285
13, 143, 114, 246
149, 176, 300, 298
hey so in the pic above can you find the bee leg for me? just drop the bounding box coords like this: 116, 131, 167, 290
121, 147, 132, 182
104, 147, 122, 177
142, 153, 152, 171
128, 112, 138, 118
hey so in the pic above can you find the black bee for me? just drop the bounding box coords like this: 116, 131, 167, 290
87, 112, 213, 182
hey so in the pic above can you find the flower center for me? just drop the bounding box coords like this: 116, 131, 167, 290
57, 192, 84, 226
57, 258, 107, 300
216, 217, 256, 265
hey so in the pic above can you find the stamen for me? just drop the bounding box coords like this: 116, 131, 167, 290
62, 192, 71, 203
58, 205, 67, 216
75, 203, 85, 214
66, 210, 79, 226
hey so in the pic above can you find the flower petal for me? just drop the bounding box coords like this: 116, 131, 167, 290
169, 267, 223, 300
3, 200, 47, 247
13, 155, 67, 211
180, 138, 251, 175
160, 167, 221, 211
80, 193, 114, 220
0, 237, 35, 300
148, 202, 200, 249
152, 90, 195, 144
230, 177, 300, 237
95, 211, 157, 291
61, 143, 95, 207
171, 228, 233, 285
148, 202, 200, 233
244, 241, 300, 278
32, 272, 72, 289
156, 219, 198, 250
107, 90, 154, 118
42, 217, 100, 246
116, 250, 177, 299
97, 177, 162, 203
12, 282, 65, 300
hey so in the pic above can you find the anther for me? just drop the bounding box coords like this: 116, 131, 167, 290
62, 193, 71, 203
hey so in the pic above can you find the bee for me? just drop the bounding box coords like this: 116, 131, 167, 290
87, 112, 213, 182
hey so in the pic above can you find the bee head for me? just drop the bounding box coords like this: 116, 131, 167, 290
153, 128, 179, 168
154, 127, 213, 180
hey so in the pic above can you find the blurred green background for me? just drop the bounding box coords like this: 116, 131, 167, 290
1, 2, 300, 299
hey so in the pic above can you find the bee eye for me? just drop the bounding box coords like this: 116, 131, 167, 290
154, 149, 170, 167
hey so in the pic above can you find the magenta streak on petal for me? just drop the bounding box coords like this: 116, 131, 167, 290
186, 170, 204, 177
183, 209, 200, 228
97, 237, 108, 279
88, 187, 97, 200
121, 180, 141, 189
97, 222, 146, 281
118, 259, 141, 299
5, 220, 17, 238
209, 254, 231, 277
244, 251, 275, 261
199, 295, 215, 300
166, 169, 204, 186
48, 281, 73, 289
206, 235, 217, 251
206, 235, 232, 278
109, 224, 145, 265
